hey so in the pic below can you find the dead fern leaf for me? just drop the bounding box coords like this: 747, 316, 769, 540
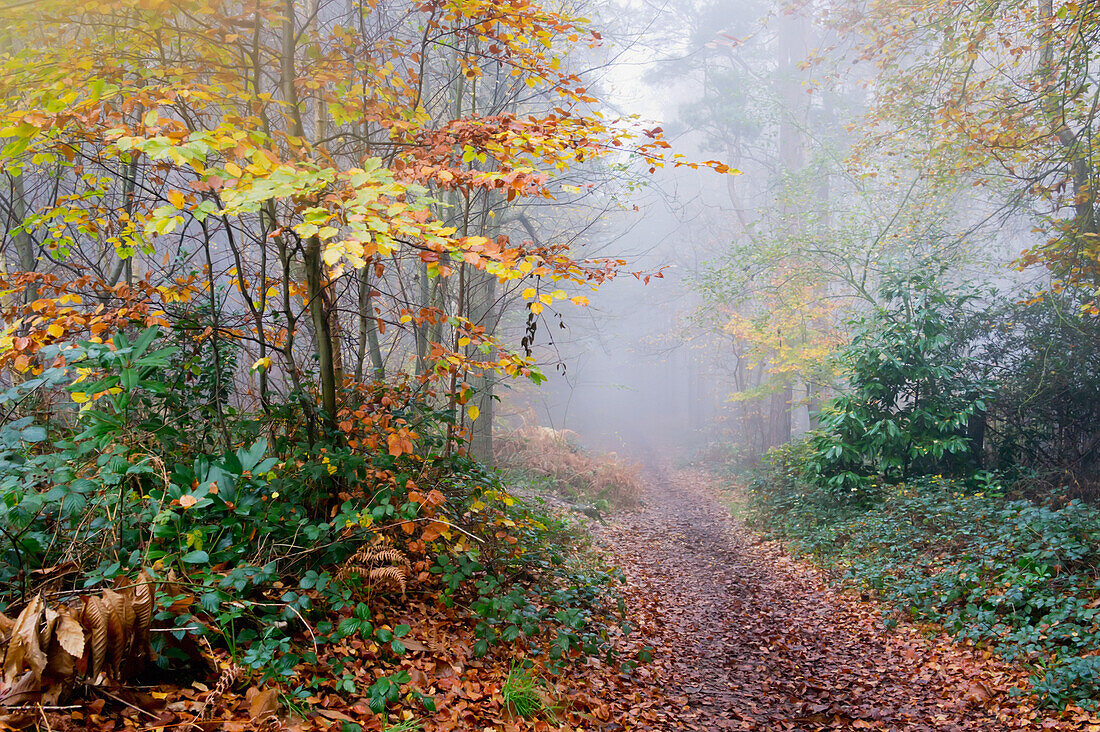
370, 565, 407, 594
335, 544, 410, 596
2, 596, 45, 685
189, 636, 241, 727
79, 595, 109, 680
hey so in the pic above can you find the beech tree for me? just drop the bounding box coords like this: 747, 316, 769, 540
0, 0, 709, 454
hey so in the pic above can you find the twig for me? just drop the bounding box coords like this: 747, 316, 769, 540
281, 601, 319, 656
86, 685, 159, 720
36, 704, 52, 732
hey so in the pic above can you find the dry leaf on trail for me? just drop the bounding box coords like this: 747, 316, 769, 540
399, 636, 429, 653
315, 708, 357, 722
52, 608, 84, 660
80, 594, 109, 680
0, 671, 40, 706
247, 687, 280, 723
964, 680, 993, 705
2, 596, 46, 685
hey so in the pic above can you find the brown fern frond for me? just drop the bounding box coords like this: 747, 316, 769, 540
342, 545, 408, 569
335, 545, 409, 595
185, 637, 241, 729
370, 548, 409, 567
367, 565, 407, 594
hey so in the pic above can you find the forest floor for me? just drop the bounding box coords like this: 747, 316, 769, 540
597, 467, 1100, 731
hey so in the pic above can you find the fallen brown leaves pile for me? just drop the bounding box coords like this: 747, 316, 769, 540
595, 467, 1100, 731
0, 571, 159, 710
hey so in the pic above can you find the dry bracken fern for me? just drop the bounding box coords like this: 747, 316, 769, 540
187, 635, 242, 728
336, 544, 410, 595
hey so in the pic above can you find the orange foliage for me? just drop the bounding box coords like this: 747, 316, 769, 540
495, 426, 642, 508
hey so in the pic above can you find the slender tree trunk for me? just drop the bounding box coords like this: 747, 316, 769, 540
304, 235, 338, 428
354, 266, 385, 382
9, 175, 36, 303
1038, 0, 1097, 242
467, 268, 497, 462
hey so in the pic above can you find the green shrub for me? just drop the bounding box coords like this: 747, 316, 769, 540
806, 272, 991, 504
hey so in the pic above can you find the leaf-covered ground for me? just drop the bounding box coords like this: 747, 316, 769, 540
14, 466, 1100, 731
596, 468, 1100, 731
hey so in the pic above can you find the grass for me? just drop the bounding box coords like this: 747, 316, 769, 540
502, 663, 546, 719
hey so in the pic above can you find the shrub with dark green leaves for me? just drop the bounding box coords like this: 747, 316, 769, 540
806, 272, 992, 504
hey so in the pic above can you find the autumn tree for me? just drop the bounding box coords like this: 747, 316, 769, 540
834, 0, 1100, 309
0, 0, 699, 459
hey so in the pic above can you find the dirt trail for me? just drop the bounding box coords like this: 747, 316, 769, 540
597, 468, 1089, 731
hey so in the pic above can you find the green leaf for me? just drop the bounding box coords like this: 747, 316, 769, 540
337, 617, 361, 638
181, 550, 209, 564
20, 425, 46, 443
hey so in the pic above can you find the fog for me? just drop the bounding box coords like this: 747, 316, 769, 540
494, 0, 1048, 465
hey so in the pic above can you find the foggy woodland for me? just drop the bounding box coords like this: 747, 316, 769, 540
1, 0, 1099, 729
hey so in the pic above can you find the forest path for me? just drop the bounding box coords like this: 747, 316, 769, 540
596, 467, 1082, 731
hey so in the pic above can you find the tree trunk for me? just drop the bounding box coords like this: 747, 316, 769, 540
305, 235, 338, 429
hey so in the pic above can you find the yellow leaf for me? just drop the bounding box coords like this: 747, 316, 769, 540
251, 357, 273, 372
570, 296, 589, 306
522, 287, 537, 300
167, 190, 185, 209
71, 391, 89, 404
458, 337, 471, 347
468, 405, 480, 421
322, 244, 343, 266
224, 161, 243, 178
47, 323, 65, 338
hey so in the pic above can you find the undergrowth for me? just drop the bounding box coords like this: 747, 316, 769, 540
501, 663, 546, 719
0, 328, 635, 723
745, 442, 1100, 711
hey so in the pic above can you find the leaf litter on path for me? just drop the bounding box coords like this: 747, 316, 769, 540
594, 468, 1100, 731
